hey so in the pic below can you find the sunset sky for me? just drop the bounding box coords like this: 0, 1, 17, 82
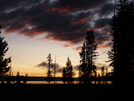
1, 0, 133, 77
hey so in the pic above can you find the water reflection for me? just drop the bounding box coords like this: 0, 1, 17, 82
26, 81, 112, 84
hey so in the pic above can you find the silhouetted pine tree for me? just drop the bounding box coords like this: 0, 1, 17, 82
46, 53, 53, 84
79, 42, 86, 84
101, 67, 105, 84
0, 25, 11, 83
93, 65, 97, 84
65, 57, 75, 84
79, 30, 98, 85
92, 65, 97, 78
108, 0, 134, 89
62, 67, 67, 84
98, 73, 101, 85
16, 71, 21, 84
23, 73, 28, 84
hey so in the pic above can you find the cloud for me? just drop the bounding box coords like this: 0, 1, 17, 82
37, 61, 66, 73
100, 3, 114, 16
37, 61, 60, 69
73, 64, 80, 71
56, 68, 63, 73
36, 61, 48, 68
0, 0, 114, 49
97, 42, 111, 49
101, 51, 107, 55
73, 46, 82, 51
94, 18, 111, 28
50, 0, 107, 12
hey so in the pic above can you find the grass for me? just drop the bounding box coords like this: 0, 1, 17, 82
0, 84, 133, 101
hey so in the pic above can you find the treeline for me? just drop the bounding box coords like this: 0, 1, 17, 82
44, 29, 111, 85
0, 72, 28, 84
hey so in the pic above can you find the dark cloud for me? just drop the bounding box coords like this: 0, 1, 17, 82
37, 61, 48, 68
51, 0, 107, 11
56, 68, 63, 73
100, 3, 114, 16
94, 18, 111, 28
0, 0, 44, 13
0, 0, 114, 49
37, 61, 60, 69
37, 61, 66, 73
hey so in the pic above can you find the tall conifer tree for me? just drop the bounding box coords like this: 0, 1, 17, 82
65, 57, 75, 84
108, 0, 134, 89
79, 30, 98, 84
46, 53, 53, 84
0, 25, 11, 83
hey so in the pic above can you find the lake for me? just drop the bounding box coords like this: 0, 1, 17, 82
26, 81, 112, 84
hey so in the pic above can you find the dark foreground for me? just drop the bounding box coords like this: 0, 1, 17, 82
0, 84, 133, 101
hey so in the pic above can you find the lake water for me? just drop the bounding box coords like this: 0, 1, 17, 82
26, 81, 112, 84
1, 80, 112, 84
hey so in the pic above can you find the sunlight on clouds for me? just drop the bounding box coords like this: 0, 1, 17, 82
0, 0, 116, 77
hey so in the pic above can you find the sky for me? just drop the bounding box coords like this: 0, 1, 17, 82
0, 0, 133, 77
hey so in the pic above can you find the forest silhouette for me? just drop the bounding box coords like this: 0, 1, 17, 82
0, 0, 134, 101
